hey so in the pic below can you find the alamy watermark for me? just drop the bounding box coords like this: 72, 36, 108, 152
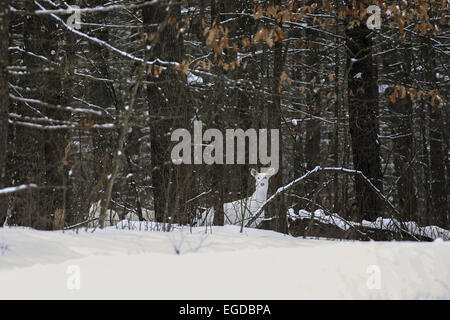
66, 265, 81, 290
366, 5, 382, 30
366, 264, 381, 290
67, 6, 82, 30
171, 121, 280, 174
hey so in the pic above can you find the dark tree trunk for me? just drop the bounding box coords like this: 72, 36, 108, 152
304, 36, 321, 172
304, 30, 321, 208
13, 4, 67, 229
387, 48, 417, 222
421, 42, 447, 228
143, 4, 185, 223
420, 108, 431, 225
44, 28, 70, 230
267, 0, 287, 234
391, 95, 416, 221
0, 0, 9, 226
332, 31, 342, 214
208, 0, 224, 227
346, 25, 383, 222
428, 87, 447, 228
88, 0, 115, 204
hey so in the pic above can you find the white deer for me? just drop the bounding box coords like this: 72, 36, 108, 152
87, 168, 275, 229
197, 167, 276, 228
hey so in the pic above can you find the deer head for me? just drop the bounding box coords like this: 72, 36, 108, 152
250, 167, 276, 195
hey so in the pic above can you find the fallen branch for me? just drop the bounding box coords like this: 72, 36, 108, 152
246, 166, 418, 240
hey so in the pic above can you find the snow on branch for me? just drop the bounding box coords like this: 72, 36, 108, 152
9, 119, 115, 130
0, 184, 38, 195
31, 1, 179, 67
10, 94, 103, 116
8, 46, 60, 66
9, 112, 73, 125
11, 1, 163, 16
9, 111, 117, 129
185, 189, 212, 204
0, 184, 66, 195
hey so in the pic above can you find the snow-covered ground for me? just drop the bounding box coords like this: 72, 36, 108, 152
0, 222, 449, 299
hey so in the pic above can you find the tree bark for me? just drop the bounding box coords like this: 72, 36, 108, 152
386, 47, 416, 222
0, 0, 10, 226
143, 3, 185, 224
267, 0, 287, 234
346, 23, 383, 221
18, 3, 67, 229
423, 44, 448, 227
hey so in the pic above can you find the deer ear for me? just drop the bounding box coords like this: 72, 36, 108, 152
250, 168, 258, 177
266, 167, 275, 176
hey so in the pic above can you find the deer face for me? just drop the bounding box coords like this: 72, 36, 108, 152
251, 168, 275, 189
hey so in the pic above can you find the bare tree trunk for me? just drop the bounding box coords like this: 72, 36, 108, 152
346, 22, 383, 222
304, 30, 321, 205
144, 3, 184, 224
391, 95, 416, 222
267, 0, 287, 234
0, 0, 9, 226
332, 20, 343, 214
18, 3, 67, 229
424, 0, 448, 229
387, 47, 416, 222
87, 0, 115, 222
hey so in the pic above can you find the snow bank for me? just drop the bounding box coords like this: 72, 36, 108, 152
0, 224, 449, 299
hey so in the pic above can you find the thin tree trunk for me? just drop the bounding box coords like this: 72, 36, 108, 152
19, 3, 67, 229
0, 0, 9, 226
144, 3, 184, 224
387, 47, 416, 222
267, 0, 287, 234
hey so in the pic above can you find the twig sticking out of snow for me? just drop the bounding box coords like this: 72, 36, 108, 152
0, 242, 8, 255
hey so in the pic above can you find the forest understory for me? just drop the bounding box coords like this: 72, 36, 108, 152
0, 0, 448, 242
